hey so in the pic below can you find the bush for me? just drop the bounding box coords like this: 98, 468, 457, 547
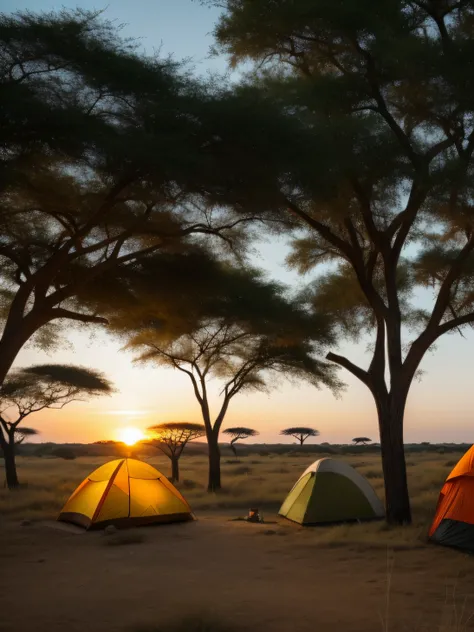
180, 479, 200, 490
51, 447, 76, 460
228, 466, 252, 476
444, 460, 457, 467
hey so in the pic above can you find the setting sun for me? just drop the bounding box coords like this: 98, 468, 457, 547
118, 427, 144, 446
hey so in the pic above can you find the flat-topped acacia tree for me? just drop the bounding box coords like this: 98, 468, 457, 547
280, 427, 319, 446
353, 437, 372, 446
0, 365, 113, 488
223, 427, 259, 455
145, 422, 206, 482
0, 9, 266, 392
205, 0, 474, 524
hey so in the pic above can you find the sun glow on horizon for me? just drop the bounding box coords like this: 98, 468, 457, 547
117, 427, 145, 446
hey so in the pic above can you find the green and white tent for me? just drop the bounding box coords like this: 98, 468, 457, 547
279, 458, 384, 525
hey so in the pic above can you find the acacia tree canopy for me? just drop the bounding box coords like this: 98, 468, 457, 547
146, 421, 206, 481
223, 426, 259, 455
353, 437, 372, 445
0, 364, 113, 488
280, 427, 320, 445
14, 426, 38, 445
204, 0, 474, 525
0, 8, 274, 397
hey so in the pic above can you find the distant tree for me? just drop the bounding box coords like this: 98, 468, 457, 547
280, 427, 320, 446
0, 365, 113, 488
352, 437, 372, 446
145, 422, 206, 482
223, 427, 259, 456
52, 447, 76, 460
14, 427, 38, 445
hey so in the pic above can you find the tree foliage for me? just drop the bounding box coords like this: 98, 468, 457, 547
146, 422, 206, 455
205, 0, 474, 524
146, 421, 206, 481
223, 426, 259, 454
352, 437, 372, 445
0, 8, 269, 393
280, 427, 319, 445
14, 426, 38, 445
0, 364, 112, 488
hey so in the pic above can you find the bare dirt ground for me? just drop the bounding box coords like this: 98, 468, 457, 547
1, 512, 473, 632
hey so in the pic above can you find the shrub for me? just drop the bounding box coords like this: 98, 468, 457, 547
180, 479, 200, 490
363, 469, 382, 479
51, 447, 76, 460
444, 460, 457, 468
228, 466, 252, 476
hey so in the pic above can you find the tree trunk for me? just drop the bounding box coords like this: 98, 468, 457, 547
0, 335, 25, 388
376, 390, 411, 525
2, 440, 19, 489
230, 441, 237, 456
207, 432, 221, 492
171, 455, 179, 483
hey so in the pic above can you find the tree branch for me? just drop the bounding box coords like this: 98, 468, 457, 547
326, 351, 371, 387
49, 308, 109, 325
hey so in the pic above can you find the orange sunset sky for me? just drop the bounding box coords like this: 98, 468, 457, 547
5, 0, 474, 445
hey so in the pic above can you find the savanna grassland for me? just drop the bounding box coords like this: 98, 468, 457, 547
0, 450, 459, 543
1, 450, 473, 632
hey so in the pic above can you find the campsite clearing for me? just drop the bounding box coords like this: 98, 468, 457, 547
1, 512, 473, 632
1, 452, 474, 632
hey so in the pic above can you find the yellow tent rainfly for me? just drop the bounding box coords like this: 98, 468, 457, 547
279, 458, 384, 525
58, 458, 194, 529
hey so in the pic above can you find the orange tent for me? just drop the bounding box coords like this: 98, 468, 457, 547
58, 458, 194, 529
429, 445, 474, 552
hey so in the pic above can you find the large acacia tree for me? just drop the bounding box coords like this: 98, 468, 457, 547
116, 262, 341, 491
0, 9, 267, 392
205, 0, 474, 524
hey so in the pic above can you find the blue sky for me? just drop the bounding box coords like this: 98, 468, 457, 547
5, 0, 474, 444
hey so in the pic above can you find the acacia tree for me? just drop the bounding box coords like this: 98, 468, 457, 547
223, 427, 259, 455
207, 0, 474, 524
14, 427, 38, 445
120, 265, 341, 492
353, 437, 372, 446
0, 9, 263, 393
0, 364, 113, 488
145, 422, 206, 482
280, 427, 319, 446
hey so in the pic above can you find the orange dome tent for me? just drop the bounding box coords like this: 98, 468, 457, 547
58, 458, 194, 529
429, 445, 474, 552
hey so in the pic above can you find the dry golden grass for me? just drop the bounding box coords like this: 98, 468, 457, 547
0, 450, 456, 549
